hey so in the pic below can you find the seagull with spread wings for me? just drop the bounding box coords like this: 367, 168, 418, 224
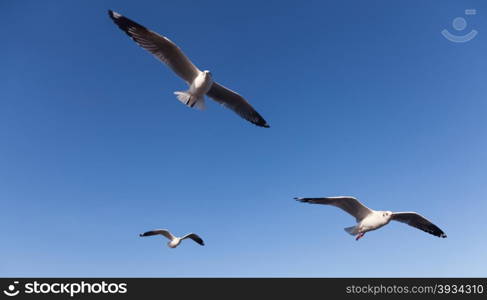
295, 196, 447, 240
140, 229, 205, 248
108, 10, 269, 128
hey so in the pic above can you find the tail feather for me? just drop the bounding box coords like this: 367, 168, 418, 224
174, 91, 205, 110
344, 226, 358, 235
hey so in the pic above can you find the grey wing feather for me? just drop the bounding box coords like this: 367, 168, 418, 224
139, 229, 175, 240
108, 10, 200, 83
182, 233, 205, 246
206, 82, 270, 128
391, 212, 447, 238
295, 196, 372, 221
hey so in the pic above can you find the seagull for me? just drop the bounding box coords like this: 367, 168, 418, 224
139, 229, 205, 248
108, 10, 270, 128
294, 196, 447, 240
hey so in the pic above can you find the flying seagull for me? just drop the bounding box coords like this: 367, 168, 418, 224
108, 10, 269, 128
139, 229, 205, 248
294, 196, 446, 240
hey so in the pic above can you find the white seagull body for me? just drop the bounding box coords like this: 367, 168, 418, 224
295, 196, 447, 240
139, 229, 205, 248
108, 10, 269, 128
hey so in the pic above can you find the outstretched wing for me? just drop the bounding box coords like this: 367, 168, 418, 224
139, 229, 175, 241
295, 196, 373, 222
206, 82, 270, 128
391, 212, 447, 238
108, 10, 200, 83
181, 233, 205, 246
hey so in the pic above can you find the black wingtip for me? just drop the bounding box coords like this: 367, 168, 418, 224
108, 10, 124, 21
254, 120, 270, 128
107, 9, 148, 38
441, 233, 447, 238
294, 197, 304, 202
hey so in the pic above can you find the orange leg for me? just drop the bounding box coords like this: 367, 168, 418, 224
355, 232, 365, 241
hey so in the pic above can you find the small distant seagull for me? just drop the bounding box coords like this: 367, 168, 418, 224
139, 229, 205, 248
108, 10, 269, 128
295, 196, 447, 240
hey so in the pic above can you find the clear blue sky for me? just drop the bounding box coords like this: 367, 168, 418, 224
1, 0, 486, 277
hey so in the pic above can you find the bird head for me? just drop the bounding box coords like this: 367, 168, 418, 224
382, 211, 393, 220
203, 70, 212, 77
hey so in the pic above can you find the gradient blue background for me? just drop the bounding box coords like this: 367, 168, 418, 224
1, 0, 486, 277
